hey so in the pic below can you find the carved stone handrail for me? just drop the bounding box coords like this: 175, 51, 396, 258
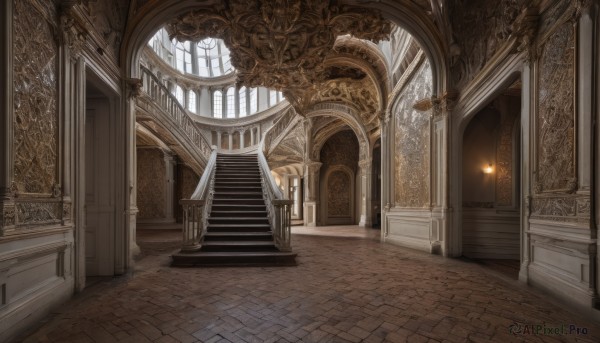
139, 65, 213, 160
179, 148, 217, 252
257, 140, 293, 251
262, 106, 300, 155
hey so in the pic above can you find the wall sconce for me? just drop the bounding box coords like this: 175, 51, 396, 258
483, 163, 494, 174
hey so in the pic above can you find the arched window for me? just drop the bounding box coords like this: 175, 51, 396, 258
174, 85, 184, 106
188, 90, 197, 113
213, 90, 223, 118
239, 87, 247, 117
226, 87, 235, 118
269, 90, 277, 107
249, 88, 258, 114
175, 41, 192, 73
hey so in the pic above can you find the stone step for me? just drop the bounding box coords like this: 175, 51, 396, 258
208, 217, 270, 225
201, 241, 278, 252
212, 198, 266, 205
171, 251, 297, 267
210, 210, 268, 217
206, 223, 272, 232
204, 232, 273, 241
213, 192, 263, 199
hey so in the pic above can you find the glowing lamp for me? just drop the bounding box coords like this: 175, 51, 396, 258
483, 164, 494, 174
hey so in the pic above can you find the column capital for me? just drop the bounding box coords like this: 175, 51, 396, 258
304, 161, 322, 175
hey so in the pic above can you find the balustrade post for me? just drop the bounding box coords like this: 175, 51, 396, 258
179, 199, 205, 252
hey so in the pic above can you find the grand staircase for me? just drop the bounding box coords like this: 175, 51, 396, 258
172, 154, 296, 266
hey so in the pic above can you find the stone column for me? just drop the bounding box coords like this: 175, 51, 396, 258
0, 0, 14, 235
163, 150, 176, 223
380, 112, 393, 241
250, 128, 255, 146
217, 131, 222, 149
228, 132, 233, 151
358, 159, 373, 227
240, 130, 245, 149
303, 161, 322, 227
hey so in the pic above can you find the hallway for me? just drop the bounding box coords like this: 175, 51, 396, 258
21, 227, 600, 343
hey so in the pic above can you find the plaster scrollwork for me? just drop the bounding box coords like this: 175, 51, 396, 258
327, 169, 351, 217
1, 205, 16, 229
127, 78, 143, 99
59, 10, 88, 59
167, 0, 391, 99
393, 61, 432, 208
13, 0, 59, 195
510, 7, 539, 64
449, 0, 523, 89
536, 22, 575, 193
52, 184, 62, 198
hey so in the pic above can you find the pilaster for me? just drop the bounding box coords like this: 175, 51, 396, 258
0, 0, 14, 234
358, 159, 373, 227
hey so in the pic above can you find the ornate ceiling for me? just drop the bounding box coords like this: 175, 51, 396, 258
166, 0, 391, 102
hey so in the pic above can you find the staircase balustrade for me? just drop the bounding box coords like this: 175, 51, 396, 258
179, 149, 218, 252
262, 106, 298, 155
257, 142, 293, 251
140, 66, 213, 159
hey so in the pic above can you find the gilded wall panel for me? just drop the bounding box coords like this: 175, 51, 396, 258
495, 111, 518, 206
394, 61, 432, 208
536, 23, 575, 192
327, 170, 351, 217
13, 0, 58, 194
137, 149, 167, 219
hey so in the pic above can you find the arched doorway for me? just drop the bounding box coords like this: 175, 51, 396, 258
460, 80, 522, 278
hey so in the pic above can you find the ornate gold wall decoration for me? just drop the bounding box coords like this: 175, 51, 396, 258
536, 22, 575, 193
167, 0, 391, 93
320, 130, 359, 173
13, 0, 58, 195
327, 170, 351, 217
496, 110, 518, 206
531, 195, 590, 223
394, 61, 432, 208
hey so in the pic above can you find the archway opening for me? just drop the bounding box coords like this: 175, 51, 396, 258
461, 79, 522, 279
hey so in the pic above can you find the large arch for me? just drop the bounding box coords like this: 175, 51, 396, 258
121, 1, 449, 99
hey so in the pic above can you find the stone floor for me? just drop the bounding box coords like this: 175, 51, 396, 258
19, 226, 600, 343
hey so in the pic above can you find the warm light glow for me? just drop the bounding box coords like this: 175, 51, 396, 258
483, 164, 494, 174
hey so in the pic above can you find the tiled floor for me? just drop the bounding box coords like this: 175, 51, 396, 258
20, 226, 600, 342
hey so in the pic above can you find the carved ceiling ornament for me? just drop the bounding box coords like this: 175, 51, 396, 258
167, 0, 391, 94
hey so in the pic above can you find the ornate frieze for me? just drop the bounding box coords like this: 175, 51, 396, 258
84, 0, 129, 58
530, 195, 590, 222
167, 0, 391, 95
327, 170, 351, 217
393, 61, 432, 208
16, 201, 62, 226
13, 0, 59, 195
536, 22, 575, 193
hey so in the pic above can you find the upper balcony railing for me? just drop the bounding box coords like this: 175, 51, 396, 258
139, 65, 213, 160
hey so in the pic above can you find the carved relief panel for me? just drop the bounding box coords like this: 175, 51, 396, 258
394, 61, 432, 208
495, 105, 518, 207
137, 149, 167, 219
536, 22, 575, 193
327, 170, 351, 217
13, 0, 59, 195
